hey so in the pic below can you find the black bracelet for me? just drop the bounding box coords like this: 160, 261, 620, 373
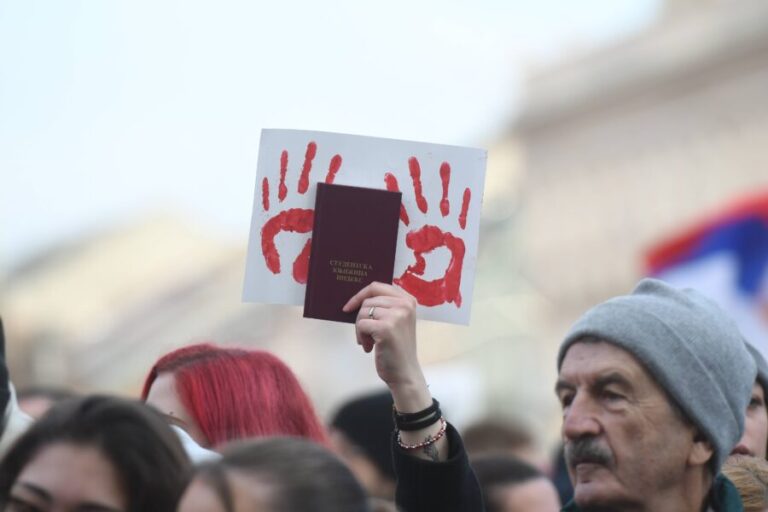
397, 411, 442, 431
393, 399, 440, 423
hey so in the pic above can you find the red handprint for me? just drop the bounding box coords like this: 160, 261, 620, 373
385, 157, 471, 307
261, 141, 342, 284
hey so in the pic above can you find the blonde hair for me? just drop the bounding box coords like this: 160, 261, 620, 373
722, 455, 768, 512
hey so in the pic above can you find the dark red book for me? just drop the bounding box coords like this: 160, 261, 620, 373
303, 183, 402, 323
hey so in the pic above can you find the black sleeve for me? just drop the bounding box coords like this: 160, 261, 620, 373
393, 422, 485, 512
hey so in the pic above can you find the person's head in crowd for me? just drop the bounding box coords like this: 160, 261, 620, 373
556, 279, 755, 510
329, 390, 396, 499
722, 455, 768, 512
142, 343, 327, 448
177, 437, 371, 512
463, 418, 537, 466
733, 343, 768, 458
471, 454, 560, 512
0, 395, 191, 512
17, 386, 77, 419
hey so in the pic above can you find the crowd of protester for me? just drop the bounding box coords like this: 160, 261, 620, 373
0, 276, 767, 511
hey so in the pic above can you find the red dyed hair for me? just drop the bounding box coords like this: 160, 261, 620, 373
142, 343, 328, 447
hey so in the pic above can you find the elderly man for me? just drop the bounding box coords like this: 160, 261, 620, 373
344, 279, 755, 512
732, 344, 768, 458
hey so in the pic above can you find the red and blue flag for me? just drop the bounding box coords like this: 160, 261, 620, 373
645, 191, 768, 355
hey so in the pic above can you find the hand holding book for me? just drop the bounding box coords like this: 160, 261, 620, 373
342, 282, 448, 463
303, 183, 401, 323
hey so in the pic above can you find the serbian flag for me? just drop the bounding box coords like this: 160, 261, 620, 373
645, 191, 768, 356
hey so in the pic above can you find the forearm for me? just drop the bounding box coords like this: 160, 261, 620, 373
343, 283, 450, 461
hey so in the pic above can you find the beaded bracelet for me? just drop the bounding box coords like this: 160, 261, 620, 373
396, 416, 447, 450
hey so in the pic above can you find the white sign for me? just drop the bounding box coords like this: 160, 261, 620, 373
243, 129, 487, 325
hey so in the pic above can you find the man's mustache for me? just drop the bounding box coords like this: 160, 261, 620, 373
565, 438, 614, 469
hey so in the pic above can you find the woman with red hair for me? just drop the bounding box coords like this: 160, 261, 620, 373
142, 343, 327, 449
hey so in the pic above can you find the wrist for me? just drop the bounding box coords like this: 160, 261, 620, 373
389, 375, 432, 413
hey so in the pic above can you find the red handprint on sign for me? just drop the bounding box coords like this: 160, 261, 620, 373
261, 141, 342, 284
385, 157, 471, 307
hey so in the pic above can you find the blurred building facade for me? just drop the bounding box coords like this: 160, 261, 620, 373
513, 0, 768, 351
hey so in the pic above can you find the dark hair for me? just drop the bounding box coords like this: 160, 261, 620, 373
195, 437, 370, 512
330, 390, 396, 480
471, 455, 544, 512
0, 395, 191, 512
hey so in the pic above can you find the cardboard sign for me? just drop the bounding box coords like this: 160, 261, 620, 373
243, 129, 487, 325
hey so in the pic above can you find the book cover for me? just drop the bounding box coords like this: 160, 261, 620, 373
303, 182, 402, 323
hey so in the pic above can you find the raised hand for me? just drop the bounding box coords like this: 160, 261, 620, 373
342, 282, 425, 388
260, 142, 342, 284
384, 157, 471, 308
343, 283, 448, 462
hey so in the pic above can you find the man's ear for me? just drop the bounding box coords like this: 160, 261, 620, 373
688, 431, 714, 467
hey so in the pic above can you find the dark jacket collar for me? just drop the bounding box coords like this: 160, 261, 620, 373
561, 474, 743, 512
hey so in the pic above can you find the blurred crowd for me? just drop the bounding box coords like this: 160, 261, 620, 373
0, 277, 767, 511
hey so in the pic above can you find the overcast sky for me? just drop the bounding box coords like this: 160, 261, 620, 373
0, 0, 661, 269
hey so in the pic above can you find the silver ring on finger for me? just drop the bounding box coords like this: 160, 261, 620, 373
368, 306, 376, 319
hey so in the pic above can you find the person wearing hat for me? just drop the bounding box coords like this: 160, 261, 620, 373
732, 343, 768, 458
555, 279, 753, 511
329, 390, 397, 500
344, 279, 755, 512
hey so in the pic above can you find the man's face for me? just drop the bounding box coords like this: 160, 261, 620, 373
732, 382, 768, 457
556, 340, 701, 508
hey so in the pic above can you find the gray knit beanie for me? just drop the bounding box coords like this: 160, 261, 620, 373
745, 343, 768, 393
557, 278, 756, 472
